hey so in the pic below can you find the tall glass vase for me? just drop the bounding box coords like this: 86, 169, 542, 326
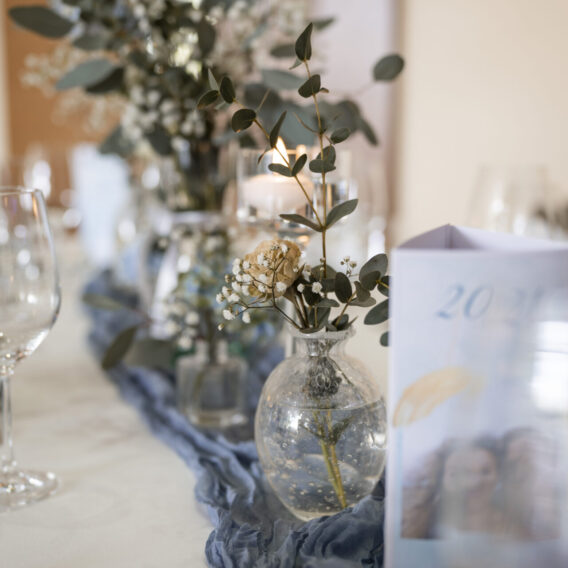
255, 328, 387, 521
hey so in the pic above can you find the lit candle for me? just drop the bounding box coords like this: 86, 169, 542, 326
240, 138, 313, 215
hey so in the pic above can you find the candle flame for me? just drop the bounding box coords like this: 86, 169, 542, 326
272, 137, 288, 167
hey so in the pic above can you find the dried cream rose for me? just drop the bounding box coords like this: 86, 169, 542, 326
243, 239, 302, 298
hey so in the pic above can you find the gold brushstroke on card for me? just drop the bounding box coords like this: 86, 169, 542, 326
393, 366, 481, 427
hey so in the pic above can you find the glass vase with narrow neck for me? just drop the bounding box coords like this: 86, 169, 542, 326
176, 339, 248, 429
255, 327, 387, 521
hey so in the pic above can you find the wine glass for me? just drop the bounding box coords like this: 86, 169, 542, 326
467, 165, 552, 238
0, 187, 61, 511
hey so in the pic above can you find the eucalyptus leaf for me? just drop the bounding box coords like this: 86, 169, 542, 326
270, 43, 296, 58
377, 275, 390, 297
289, 58, 303, 70
311, 264, 337, 279
85, 67, 124, 94
364, 299, 389, 325
56, 58, 117, 90
373, 54, 405, 81
231, 108, 256, 132
208, 69, 219, 90
317, 298, 339, 308
280, 213, 321, 231
291, 153, 307, 176
197, 89, 219, 108
123, 338, 174, 369
269, 111, 287, 148
360, 270, 380, 291
333, 314, 349, 330
380, 331, 389, 347
312, 17, 335, 31
355, 281, 370, 302
102, 325, 139, 370
298, 75, 321, 98
197, 19, 216, 55
316, 145, 336, 164
360, 253, 388, 280
350, 296, 376, 308
303, 287, 320, 306
309, 306, 331, 328
261, 69, 303, 90
295, 23, 313, 61
73, 31, 109, 51
357, 115, 379, 146
82, 293, 126, 311
146, 126, 172, 156
128, 51, 148, 70
309, 158, 335, 174
219, 76, 236, 103
244, 82, 282, 110
99, 125, 134, 157
244, 22, 267, 49
330, 127, 350, 144
325, 198, 358, 228
322, 277, 336, 293
268, 163, 293, 177
335, 272, 352, 303
9, 6, 74, 39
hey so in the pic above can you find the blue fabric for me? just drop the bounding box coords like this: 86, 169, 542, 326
84, 271, 386, 568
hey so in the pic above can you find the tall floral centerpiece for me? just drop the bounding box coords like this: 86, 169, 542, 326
9, 0, 278, 211
202, 24, 402, 519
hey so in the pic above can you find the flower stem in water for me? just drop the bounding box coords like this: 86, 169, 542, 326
313, 410, 347, 509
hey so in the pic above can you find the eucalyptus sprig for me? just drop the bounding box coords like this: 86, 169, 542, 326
206, 23, 400, 345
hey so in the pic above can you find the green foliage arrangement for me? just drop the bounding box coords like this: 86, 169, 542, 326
208, 23, 403, 345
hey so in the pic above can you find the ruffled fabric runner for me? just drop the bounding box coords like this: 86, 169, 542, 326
85, 272, 386, 567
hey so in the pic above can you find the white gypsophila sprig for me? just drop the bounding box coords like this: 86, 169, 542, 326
340, 256, 357, 277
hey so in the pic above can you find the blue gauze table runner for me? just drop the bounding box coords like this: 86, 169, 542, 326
85, 272, 386, 567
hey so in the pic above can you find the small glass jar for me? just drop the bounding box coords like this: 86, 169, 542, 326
176, 340, 248, 428
255, 327, 387, 520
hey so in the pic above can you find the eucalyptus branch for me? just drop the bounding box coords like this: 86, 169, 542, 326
337, 293, 356, 320
249, 111, 324, 227
304, 60, 328, 279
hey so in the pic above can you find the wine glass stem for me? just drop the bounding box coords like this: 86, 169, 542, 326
0, 369, 15, 473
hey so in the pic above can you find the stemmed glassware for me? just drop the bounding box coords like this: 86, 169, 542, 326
467, 165, 552, 238
0, 187, 61, 511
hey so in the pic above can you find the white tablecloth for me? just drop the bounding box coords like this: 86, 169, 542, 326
0, 240, 211, 568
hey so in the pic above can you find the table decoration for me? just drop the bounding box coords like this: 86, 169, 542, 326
84, 221, 281, 429
385, 225, 568, 568
0, 187, 61, 511
10, 2, 390, 212
199, 23, 402, 519
84, 269, 386, 567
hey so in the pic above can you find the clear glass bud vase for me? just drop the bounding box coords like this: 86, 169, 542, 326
255, 328, 387, 521
176, 340, 248, 428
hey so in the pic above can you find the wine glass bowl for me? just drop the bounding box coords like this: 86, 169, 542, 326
0, 187, 61, 511
467, 165, 552, 238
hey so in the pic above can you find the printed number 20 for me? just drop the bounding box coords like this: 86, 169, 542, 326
437, 285, 493, 320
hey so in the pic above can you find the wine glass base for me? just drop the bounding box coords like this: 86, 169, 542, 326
0, 469, 58, 512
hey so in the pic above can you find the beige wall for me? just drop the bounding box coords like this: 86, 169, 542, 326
395, 0, 568, 243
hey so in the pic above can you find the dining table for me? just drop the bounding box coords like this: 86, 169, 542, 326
1, 237, 212, 568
